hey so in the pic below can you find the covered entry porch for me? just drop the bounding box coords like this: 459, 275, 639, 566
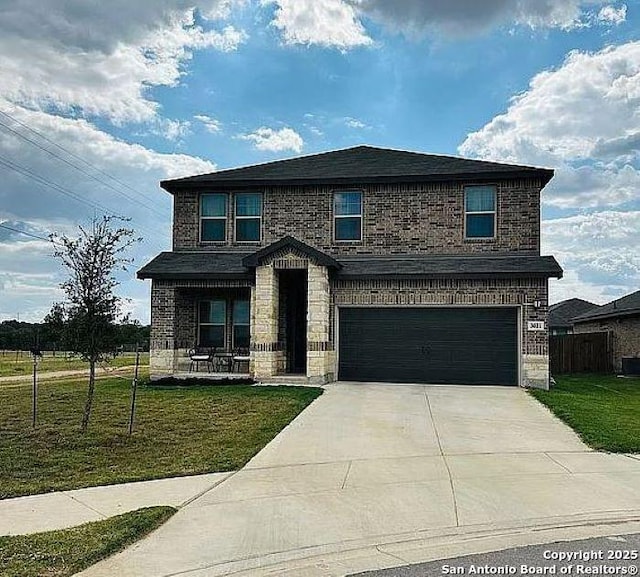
147, 280, 254, 377
246, 237, 339, 384
142, 237, 339, 383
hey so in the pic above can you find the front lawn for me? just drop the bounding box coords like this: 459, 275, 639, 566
0, 378, 322, 498
0, 352, 149, 377
530, 374, 640, 453
0, 506, 175, 577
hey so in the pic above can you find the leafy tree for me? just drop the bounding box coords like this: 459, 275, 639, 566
42, 303, 66, 352
50, 216, 140, 432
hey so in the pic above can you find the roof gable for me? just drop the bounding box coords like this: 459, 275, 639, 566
161, 145, 554, 191
549, 298, 598, 327
242, 236, 341, 269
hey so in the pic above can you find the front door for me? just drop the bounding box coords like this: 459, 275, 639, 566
279, 270, 307, 374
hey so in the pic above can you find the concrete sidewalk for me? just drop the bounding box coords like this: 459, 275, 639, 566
0, 472, 232, 536
77, 383, 640, 577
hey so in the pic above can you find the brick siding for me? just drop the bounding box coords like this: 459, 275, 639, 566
150, 279, 252, 351
172, 179, 542, 255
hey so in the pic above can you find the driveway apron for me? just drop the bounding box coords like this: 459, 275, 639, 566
79, 383, 640, 577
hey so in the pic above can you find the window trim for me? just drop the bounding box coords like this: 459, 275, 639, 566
199, 193, 228, 244
197, 299, 226, 348
463, 185, 497, 241
333, 189, 363, 243
234, 192, 263, 243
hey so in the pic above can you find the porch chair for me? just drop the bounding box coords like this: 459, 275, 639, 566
232, 347, 251, 373
188, 347, 215, 373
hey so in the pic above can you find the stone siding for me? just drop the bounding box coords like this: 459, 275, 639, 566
172, 179, 542, 255
307, 263, 334, 383
252, 265, 283, 378
574, 316, 640, 373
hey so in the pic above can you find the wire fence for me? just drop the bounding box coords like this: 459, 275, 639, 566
0, 343, 149, 358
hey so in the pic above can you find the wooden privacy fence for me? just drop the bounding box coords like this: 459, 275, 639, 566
549, 331, 612, 374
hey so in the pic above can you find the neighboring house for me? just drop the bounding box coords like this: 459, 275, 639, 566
548, 298, 597, 335
138, 145, 562, 389
572, 289, 640, 373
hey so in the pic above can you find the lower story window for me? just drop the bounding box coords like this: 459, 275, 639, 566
233, 299, 250, 348
198, 297, 250, 349
199, 300, 226, 348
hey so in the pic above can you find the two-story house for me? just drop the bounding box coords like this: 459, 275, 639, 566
138, 145, 562, 389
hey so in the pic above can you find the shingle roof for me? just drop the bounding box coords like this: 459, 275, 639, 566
572, 289, 640, 323
335, 255, 563, 280
137, 251, 563, 280
161, 145, 554, 191
548, 298, 598, 328
137, 252, 253, 280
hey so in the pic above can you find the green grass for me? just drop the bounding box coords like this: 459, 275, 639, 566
0, 353, 150, 377
0, 378, 322, 498
0, 506, 175, 577
530, 374, 640, 453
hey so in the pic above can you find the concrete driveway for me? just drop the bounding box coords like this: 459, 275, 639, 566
80, 383, 640, 577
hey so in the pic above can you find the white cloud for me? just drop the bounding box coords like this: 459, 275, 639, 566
459, 41, 640, 208
597, 4, 627, 25
351, 0, 598, 36
543, 211, 640, 304
239, 126, 304, 153
344, 117, 369, 129
194, 114, 223, 134
459, 41, 640, 304
262, 0, 372, 49
0, 2, 247, 124
262, 0, 619, 47
150, 118, 192, 141
0, 103, 217, 323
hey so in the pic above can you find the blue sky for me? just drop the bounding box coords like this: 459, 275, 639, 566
0, 0, 639, 323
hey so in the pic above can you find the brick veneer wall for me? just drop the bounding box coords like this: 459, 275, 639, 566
150, 278, 253, 376
172, 179, 542, 255
573, 316, 640, 372
150, 275, 551, 386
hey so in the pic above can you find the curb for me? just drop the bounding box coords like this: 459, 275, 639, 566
169, 512, 640, 577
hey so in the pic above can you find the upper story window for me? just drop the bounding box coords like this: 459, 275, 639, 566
200, 193, 227, 242
235, 192, 262, 242
465, 185, 496, 239
334, 191, 362, 242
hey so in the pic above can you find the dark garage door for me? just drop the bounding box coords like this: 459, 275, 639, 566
338, 307, 518, 385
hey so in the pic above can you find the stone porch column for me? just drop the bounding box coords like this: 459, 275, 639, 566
253, 265, 281, 378
307, 263, 335, 384
520, 281, 550, 390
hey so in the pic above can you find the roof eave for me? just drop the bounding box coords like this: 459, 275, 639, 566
337, 271, 562, 281
161, 169, 554, 193
137, 271, 253, 281
573, 309, 640, 323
